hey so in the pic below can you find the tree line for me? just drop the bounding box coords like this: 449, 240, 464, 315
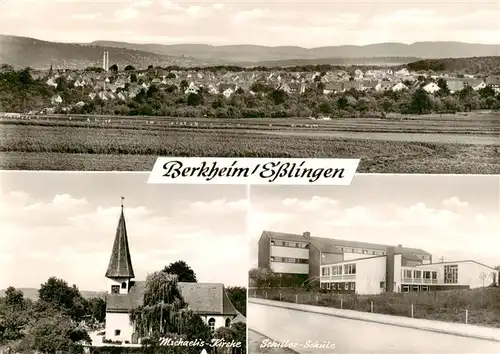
0, 260, 246, 354
1, 67, 499, 117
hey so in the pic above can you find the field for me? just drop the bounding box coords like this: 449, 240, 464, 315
0, 112, 498, 172
250, 287, 500, 328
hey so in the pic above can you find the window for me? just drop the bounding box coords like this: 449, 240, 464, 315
372, 250, 376, 255
350, 282, 355, 291
326, 283, 331, 289
402, 285, 410, 292
111, 285, 120, 294
423, 271, 431, 279
444, 265, 458, 284
344, 283, 348, 290
332, 266, 342, 275
404, 270, 412, 278
208, 318, 216, 332
380, 281, 385, 289
414, 271, 422, 279
432, 272, 437, 280
344, 263, 356, 275
362, 249, 368, 254
121, 282, 127, 289
351, 248, 355, 253
332, 283, 337, 290
225, 318, 231, 327
114, 329, 121, 336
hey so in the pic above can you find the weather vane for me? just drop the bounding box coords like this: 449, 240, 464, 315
121, 196, 125, 208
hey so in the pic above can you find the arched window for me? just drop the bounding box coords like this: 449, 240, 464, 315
225, 318, 231, 327
208, 318, 215, 332
121, 282, 127, 289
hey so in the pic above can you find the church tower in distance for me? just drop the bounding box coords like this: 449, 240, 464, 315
105, 197, 135, 295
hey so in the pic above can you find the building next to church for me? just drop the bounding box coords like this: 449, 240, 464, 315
104, 203, 245, 344
257, 230, 498, 294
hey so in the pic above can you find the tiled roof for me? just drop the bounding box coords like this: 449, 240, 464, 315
106, 281, 239, 317
261, 230, 431, 256
105, 208, 135, 279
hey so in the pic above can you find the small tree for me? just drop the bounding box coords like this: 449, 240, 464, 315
130, 271, 212, 353
163, 261, 197, 282
248, 268, 280, 288
226, 287, 246, 316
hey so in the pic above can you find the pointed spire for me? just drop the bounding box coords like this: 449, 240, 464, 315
105, 198, 135, 279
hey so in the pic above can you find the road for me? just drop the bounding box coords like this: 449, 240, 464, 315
248, 302, 500, 354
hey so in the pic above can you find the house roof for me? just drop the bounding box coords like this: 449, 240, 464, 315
106, 281, 240, 317
261, 230, 431, 256
105, 207, 135, 279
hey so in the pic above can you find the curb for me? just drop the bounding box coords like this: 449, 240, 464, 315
249, 298, 500, 343
249, 327, 301, 354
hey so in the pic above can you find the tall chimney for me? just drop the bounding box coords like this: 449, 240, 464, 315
106, 51, 110, 71
103, 52, 106, 70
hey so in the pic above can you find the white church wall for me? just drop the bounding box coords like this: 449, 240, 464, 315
105, 312, 134, 343
108, 278, 131, 295
200, 315, 234, 331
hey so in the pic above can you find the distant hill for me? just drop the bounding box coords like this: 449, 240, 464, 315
0, 287, 106, 301
407, 56, 500, 75
91, 40, 500, 63
0, 35, 206, 70
242, 57, 420, 68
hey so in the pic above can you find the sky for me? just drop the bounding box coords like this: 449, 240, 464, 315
248, 174, 500, 269
1, 0, 499, 47
0, 172, 249, 291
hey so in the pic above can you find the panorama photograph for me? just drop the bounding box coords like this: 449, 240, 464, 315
0, 172, 248, 354
247, 174, 500, 354
0, 0, 499, 173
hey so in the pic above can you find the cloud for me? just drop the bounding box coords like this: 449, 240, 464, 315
232, 8, 271, 24
113, 7, 139, 20
0, 189, 248, 290
71, 13, 102, 20
441, 197, 468, 209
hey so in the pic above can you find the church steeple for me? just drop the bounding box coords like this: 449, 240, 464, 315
105, 197, 135, 279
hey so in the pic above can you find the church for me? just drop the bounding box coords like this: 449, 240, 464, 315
104, 201, 245, 344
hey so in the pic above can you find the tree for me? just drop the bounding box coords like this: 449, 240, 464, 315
180, 80, 189, 91
248, 267, 280, 288
109, 64, 118, 73
124, 65, 136, 71
20, 312, 89, 354
270, 89, 286, 105
337, 96, 348, 110
187, 93, 203, 107
4, 287, 24, 307
214, 322, 246, 354
409, 88, 431, 114
86, 297, 106, 323
38, 277, 87, 321
226, 287, 246, 316
163, 261, 197, 282
130, 272, 212, 353
437, 78, 450, 95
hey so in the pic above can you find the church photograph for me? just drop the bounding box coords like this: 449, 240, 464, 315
0, 172, 248, 354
